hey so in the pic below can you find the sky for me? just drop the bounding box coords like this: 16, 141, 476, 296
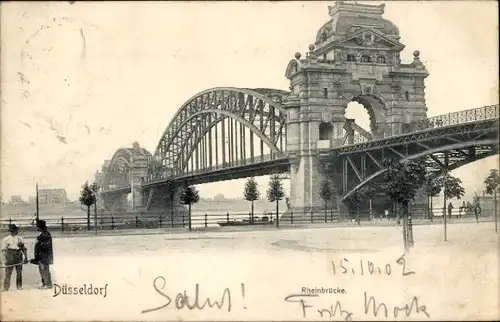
1, 1, 498, 203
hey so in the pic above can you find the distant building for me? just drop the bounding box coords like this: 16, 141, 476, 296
38, 188, 68, 205
474, 193, 500, 214
10, 195, 24, 205
213, 193, 225, 201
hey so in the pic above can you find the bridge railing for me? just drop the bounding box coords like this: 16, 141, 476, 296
331, 104, 499, 147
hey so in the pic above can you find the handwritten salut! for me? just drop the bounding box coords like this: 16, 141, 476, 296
142, 276, 239, 314
331, 254, 415, 276
284, 291, 430, 321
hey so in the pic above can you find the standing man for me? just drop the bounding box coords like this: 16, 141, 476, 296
1, 224, 28, 291
448, 202, 454, 219
30, 220, 53, 289
474, 203, 482, 223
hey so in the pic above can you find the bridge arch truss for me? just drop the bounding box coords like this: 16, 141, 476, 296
152, 87, 289, 179
336, 115, 499, 201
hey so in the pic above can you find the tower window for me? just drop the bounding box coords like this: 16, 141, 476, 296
377, 56, 386, 63
323, 88, 328, 98
347, 54, 356, 62
319, 122, 333, 140
361, 55, 372, 63
323, 54, 327, 60
405, 91, 410, 101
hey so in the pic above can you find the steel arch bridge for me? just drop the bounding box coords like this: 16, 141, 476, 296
149, 87, 290, 183
100, 93, 498, 213
97, 0, 500, 215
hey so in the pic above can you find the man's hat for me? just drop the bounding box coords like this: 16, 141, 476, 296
8, 224, 19, 233
36, 220, 47, 229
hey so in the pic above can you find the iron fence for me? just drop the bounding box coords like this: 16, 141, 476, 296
0, 206, 493, 235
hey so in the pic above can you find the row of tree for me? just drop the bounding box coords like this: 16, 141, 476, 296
183, 174, 286, 228
79, 163, 499, 241
77, 173, 286, 231
315, 157, 499, 252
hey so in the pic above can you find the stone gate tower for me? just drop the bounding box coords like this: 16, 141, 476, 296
284, 1, 429, 214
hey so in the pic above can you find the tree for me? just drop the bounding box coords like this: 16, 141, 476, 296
424, 174, 442, 222
243, 177, 260, 223
79, 181, 99, 230
440, 172, 466, 217
484, 169, 500, 233
267, 174, 285, 227
438, 171, 465, 241
179, 184, 200, 231
345, 191, 362, 224
382, 158, 427, 252
320, 180, 332, 221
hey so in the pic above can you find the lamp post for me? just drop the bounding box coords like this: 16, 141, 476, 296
94, 184, 99, 235
36, 183, 40, 222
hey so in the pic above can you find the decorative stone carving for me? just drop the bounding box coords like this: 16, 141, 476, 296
321, 111, 334, 123
336, 50, 347, 61
348, 26, 362, 34
411, 50, 424, 68
355, 32, 375, 47
321, 30, 328, 42
391, 82, 402, 92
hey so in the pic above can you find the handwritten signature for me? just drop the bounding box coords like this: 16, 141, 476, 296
332, 254, 415, 276
142, 276, 236, 314
285, 291, 430, 321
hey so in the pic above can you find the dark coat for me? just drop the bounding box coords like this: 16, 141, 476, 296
33, 230, 53, 265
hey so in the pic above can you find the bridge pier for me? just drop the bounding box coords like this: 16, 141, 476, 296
146, 184, 189, 227
102, 194, 128, 213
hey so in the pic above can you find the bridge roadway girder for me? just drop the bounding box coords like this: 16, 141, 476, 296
143, 156, 290, 188
330, 119, 499, 201
331, 119, 498, 154
101, 186, 131, 195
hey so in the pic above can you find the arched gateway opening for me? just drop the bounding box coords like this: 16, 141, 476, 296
344, 94, 388, 139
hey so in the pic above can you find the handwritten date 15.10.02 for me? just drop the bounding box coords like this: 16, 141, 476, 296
331, 254, 415, 276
